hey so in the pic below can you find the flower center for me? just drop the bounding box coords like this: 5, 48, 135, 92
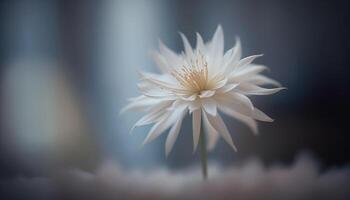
171, 55, 209, 94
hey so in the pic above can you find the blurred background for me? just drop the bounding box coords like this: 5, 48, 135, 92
0, 0, 349, 181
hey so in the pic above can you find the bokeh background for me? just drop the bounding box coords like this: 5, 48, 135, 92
0, 0, 349, 199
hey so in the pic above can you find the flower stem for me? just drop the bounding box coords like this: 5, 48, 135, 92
199, 126, 208, 180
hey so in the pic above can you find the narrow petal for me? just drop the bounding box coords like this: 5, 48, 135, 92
151, 51, 169, 73
231, 37, 242, 64
223, 37, 242, 73
238, 83, 286, 95
168, 99, 188, 111
235, 54, 263, 71
215, 95, 272, 122
138, 82, 178, 100
235, 113, 259, 135
205, 112, 237, 151
230, 64, 269, 81
199, 90, 215, 98
207, 25, 224, 70
158, 40, 182, 66
211, 25, 224, 56
138, 83, 175, 99
138, 71, 188, 94
202, 111, 219, 151
131, 111, 164, 132
143, 107, 186, 145
131, 103, 170, 132
181, 94, 197, 101
201, 98, 217, 116
216, 92, 253, 112
192, 109, 202, 152
180, 32, 194, 60
228, 92, 254, 110
217, 83, 239, 93
188, 99, 201, 113
245, 87, 285, 95
211, 77, 228, 90
246, 75, 282, 87
142, 115, 172, 145
220, 108, 258, 134
196, 32, 205, 53
223, 47, 234, 65
120, 96, 164, 113
253, 107, 274, 122
165, 112, 185, 157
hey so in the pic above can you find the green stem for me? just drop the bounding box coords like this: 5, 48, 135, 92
199, 125, 208, 180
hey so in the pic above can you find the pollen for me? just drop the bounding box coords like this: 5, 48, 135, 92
171, 54, 209, 93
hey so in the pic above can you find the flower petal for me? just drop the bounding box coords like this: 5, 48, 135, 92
211, 25, 224, 57
223, 37, 242, 73
223, 47, 234, 65
165, 112, 185, 157
246, 75, 282, 87
205, 112, 237, 151
217, 83, 239, 93
215, 95, 273, 122
151, 51, 169, 73
207, 25, 224, 72
230, 64, 269, 81
220, 107, 258, 134
231, 37, 242, 64
253, 107, 274, 122
143, 107, 186, 145
131, 110, 164, 130
211, 77, 228, 90
138, 83, 175, 99
192, 108, 202, 152
180, 32, 194, 61
131, 102, 171, 132
196, 32, 205, 53
199, 90, 215, 98
228, 92, 254, 110
201, 98, 217, 116
218, 101, 273, 123
202, 111, 219, 151
181, 94, 197, 101
168, 99, 188, 111
142, 114, 172, 145
188, 99, 201, 113
235, 54, 263, 70
158, 40, 182, 66
138, 71, 188, 94
120, 96, 164, 113
238, 83, 286, 95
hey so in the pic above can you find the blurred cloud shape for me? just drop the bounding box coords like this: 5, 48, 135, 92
1, 152, 349, 200
2, 61, 99, 172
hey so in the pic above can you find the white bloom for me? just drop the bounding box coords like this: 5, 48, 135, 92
122, 25, 284, 156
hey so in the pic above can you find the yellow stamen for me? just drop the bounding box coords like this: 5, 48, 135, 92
171, 54, 209, 93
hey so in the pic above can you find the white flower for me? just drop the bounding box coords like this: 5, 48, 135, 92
122, 25, 284, 156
